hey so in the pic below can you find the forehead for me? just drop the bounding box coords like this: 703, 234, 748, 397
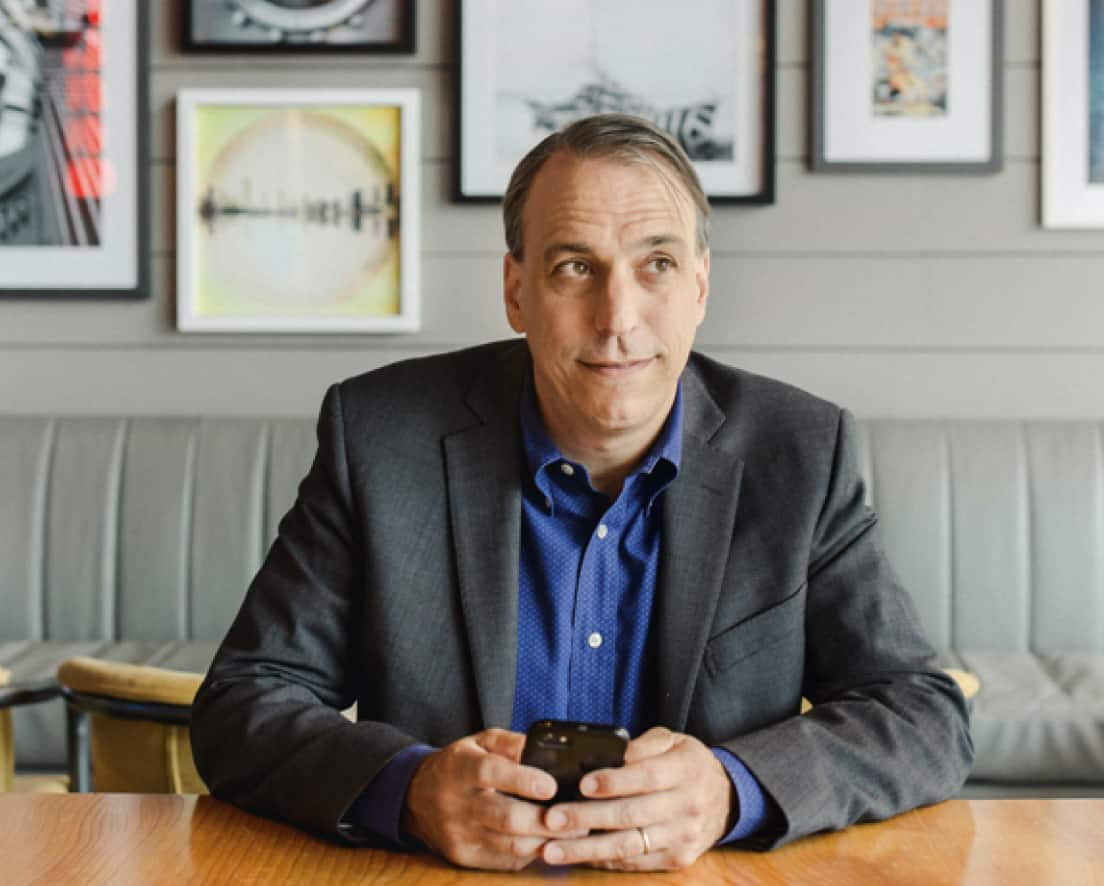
523, 152, 696, 249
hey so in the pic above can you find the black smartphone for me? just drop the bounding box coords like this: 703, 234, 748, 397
520, 719, 630, 804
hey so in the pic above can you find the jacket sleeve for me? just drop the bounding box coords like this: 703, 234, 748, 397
719, 409, 974, 849
190, 383, 419, 841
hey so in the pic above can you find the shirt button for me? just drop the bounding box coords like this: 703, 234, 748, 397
587, 632, 603, 649
560, 463, 575, 476
596, 524, 609, 539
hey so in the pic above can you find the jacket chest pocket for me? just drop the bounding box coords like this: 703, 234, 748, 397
691, 583, 807, 742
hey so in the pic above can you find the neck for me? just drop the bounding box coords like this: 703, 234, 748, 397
534, 389, 676, 500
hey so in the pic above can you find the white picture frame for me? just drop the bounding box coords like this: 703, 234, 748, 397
176, 88, 420, 332
1042, 0, 1104, 228
812, 0, 1003, 172
0, 1, 147, 298
456, 0, 775, 203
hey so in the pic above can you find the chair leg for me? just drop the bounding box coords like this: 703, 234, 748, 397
66, 706, 92, 792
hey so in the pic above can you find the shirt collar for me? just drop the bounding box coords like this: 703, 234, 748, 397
519, 371, 683, 505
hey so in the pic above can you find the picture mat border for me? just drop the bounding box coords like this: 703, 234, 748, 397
0, 1, 149, 299
175, 87, 421, 333
452, 0, 776, 204
179, 0, 416, 53
810, 0, 1004, 173
1042, 0, 1104, 227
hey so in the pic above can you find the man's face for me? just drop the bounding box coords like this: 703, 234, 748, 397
504, 152, 709, 447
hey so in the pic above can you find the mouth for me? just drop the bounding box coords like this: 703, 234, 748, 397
578, 357, 655, 377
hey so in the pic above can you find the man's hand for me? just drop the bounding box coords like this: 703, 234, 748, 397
538, 727, 735, 872
401, 728, 587, 871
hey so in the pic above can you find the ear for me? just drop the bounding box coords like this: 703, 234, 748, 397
693, 249, 710, 327
503, 253, 526, 334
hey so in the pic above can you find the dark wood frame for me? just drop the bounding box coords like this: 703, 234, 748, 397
0, 3, 149, 299
810, 0, 1004, 173
181, 0, 416, 53
453, 0, 776, 204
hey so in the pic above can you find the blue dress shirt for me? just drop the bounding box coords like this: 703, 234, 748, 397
346, 376, 769, 845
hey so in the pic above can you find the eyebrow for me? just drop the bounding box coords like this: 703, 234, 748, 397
541, 234, 686, 264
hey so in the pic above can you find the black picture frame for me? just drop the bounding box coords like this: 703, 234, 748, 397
0, 1, 149, 299
181, 0, 415, 53
454, 0, 776, 204
810, 0, 1004, 173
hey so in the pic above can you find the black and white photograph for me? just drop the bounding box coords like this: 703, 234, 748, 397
183, 0, 414, 52
812, 0, 1002, 172
457, 0, 774, 202
0, 0, 147, 297
1043, 0, 1104, 226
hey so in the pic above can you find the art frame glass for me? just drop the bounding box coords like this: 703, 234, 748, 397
182, 0, 415, 53
811, 0, 1003, 173
176, 88, 420, 333
0, 0, 148, 299
1042, 0, 1104, 228
455, 0, 775, 204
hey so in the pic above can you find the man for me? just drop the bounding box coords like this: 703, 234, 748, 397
191, 114, 972, 872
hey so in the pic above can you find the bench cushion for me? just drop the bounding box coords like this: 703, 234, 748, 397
953, 651, 1104, 782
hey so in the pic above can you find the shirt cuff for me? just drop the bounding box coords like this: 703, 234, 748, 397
711, 747, 769, 843
342, 743, 436, 846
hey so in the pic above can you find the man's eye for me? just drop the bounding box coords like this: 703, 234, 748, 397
556, 260, 589, 276
648, 257, 674, 273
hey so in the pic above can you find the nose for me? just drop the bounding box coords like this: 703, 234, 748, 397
592, 265, 640, 339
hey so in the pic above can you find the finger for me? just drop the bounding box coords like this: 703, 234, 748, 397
623, 726, 678, 764
480, 828, 548, 860
544, 793, 669, 834
462, 750, 557, 801
543, 822, 674, 867
474, 728, 527, 761
443, 827, 543, 872
579, 750, 680, 799
477, 793, 587, 839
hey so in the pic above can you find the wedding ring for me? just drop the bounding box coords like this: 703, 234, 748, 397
638, 826, 651, 855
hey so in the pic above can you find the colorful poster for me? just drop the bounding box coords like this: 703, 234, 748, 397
871, 0, 949, 117
0, 0, 104, 246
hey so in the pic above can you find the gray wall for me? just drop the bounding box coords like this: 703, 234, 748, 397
2, 0, 1102, 420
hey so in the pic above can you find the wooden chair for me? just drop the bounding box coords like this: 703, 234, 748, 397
0, 668, 68, 793
0, 667, 11, 792
57, 657, 208, 794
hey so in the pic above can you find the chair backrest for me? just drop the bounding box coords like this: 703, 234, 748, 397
2, 415, 1102, 654
854, 421, 1104, 654
0, 416, 316, 644
58, 657, 207, 794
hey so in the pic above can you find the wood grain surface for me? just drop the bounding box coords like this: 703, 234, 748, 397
2, 794, 1103, 885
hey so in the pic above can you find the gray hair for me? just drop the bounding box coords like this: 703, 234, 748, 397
502, 113, 711, 260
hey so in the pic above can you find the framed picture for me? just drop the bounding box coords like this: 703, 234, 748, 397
456, 0, 775, 203
182, 0, 414, 52
176, 89, 420, 332
0, 1, 148, 298
811, 0, 1003, 172
1043, 0, 1104, 227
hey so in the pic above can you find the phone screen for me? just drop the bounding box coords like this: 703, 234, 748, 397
520, 719, 629, 804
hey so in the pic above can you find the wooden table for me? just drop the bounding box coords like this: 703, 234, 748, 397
2, 794, 1102, 885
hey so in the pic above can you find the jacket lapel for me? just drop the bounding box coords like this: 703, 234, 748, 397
655, 366, 745, 730
443, 345, 528, 730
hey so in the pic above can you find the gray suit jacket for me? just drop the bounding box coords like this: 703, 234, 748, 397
191, 340, 972, 849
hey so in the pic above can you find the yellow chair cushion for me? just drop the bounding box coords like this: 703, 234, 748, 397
57, 657, 203, 707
